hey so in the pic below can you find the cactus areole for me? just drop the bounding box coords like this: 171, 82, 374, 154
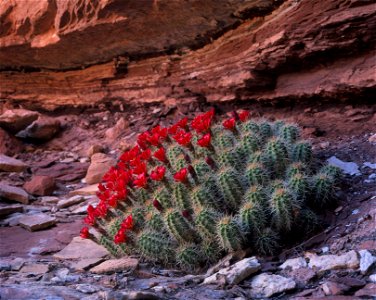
82, 109, 340, 270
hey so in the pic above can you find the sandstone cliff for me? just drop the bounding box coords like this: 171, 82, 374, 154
0, 0, 375, 110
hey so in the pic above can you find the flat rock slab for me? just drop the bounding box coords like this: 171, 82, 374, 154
90, 257, 139, 274
204, 257, 260, 285
19, 213, 56, 231
20, 263, 49, 275
0, 154, 27, 172
57, 195, 87, 209
69, 184, 98, 196
250, 273, 296, 298
54, 236, 109, 260
307, 250, 359, 273
0, 183, 29, 204
0, 204, 23, 217
70, 258, 105, 271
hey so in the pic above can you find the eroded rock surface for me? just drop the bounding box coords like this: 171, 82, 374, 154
0, 0, 374, 110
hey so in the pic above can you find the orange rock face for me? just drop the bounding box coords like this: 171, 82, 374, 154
0, 0, 375, 110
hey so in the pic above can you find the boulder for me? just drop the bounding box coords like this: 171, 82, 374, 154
250, 273, 296, 298
23, 175, 56, 196
84, 153, 116, 184
0, 154, 27, 172
16, 116, 61, 140
87, 144, 105, 157
203, 257, 260, 285
0, 109, 39, 133
0, 183, 29, 204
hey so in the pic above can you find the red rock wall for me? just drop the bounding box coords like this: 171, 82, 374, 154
0, 0, 375, 110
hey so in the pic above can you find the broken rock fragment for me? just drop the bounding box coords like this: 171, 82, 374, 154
0, 154, 27, 172
0, 109, 39, 133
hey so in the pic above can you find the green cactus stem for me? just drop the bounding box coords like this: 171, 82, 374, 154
165, 209, 199, 243
217, 216, 244, 252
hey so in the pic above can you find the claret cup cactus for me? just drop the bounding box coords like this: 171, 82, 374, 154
81, 109, 340, 270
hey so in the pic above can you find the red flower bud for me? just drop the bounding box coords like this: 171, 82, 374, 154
205, 156, 216, 169
173, 130, 192, 147
238, 110, 250, 122
174, 168, 188, 183
150, 166, 166, 181
80, 227, 89, 239
197, 133, 211, 148
153, 199, 163, 211
114, 228, 127, 244
121, 215, 133, 230
223, 118, 236, 130
182, 210, 191, 219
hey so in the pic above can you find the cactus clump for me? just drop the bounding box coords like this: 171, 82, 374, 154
81, 109, 341, 270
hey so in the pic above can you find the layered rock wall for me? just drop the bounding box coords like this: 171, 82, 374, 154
0, 0, 375, 110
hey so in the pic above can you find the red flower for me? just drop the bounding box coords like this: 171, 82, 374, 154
147, 132, 161, 146
168, 117, 188, 134
223, 118, 236, 130
173, 130, 192, 146
153, 147, 167, 163
95, 201, 108, 218
151, 125, 168, 139
174, 168, 188, 183
114, 228, 127, 244
108, 195, 118, 208
150, 166, 166, 181
238, 110, 250, 122
116, 186, 127, 201
137, 132, 150, 149
133, 172, 147, 189
98, 183, 107, 192
121, 215, 133, 230
139, 149, 151, 161
197, 133, 211, 148
191, 109, 214, 133
131, 159, 147, 175
153, 199, 163, 211
83, 214, 95, 226
80, 227, 89, 239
